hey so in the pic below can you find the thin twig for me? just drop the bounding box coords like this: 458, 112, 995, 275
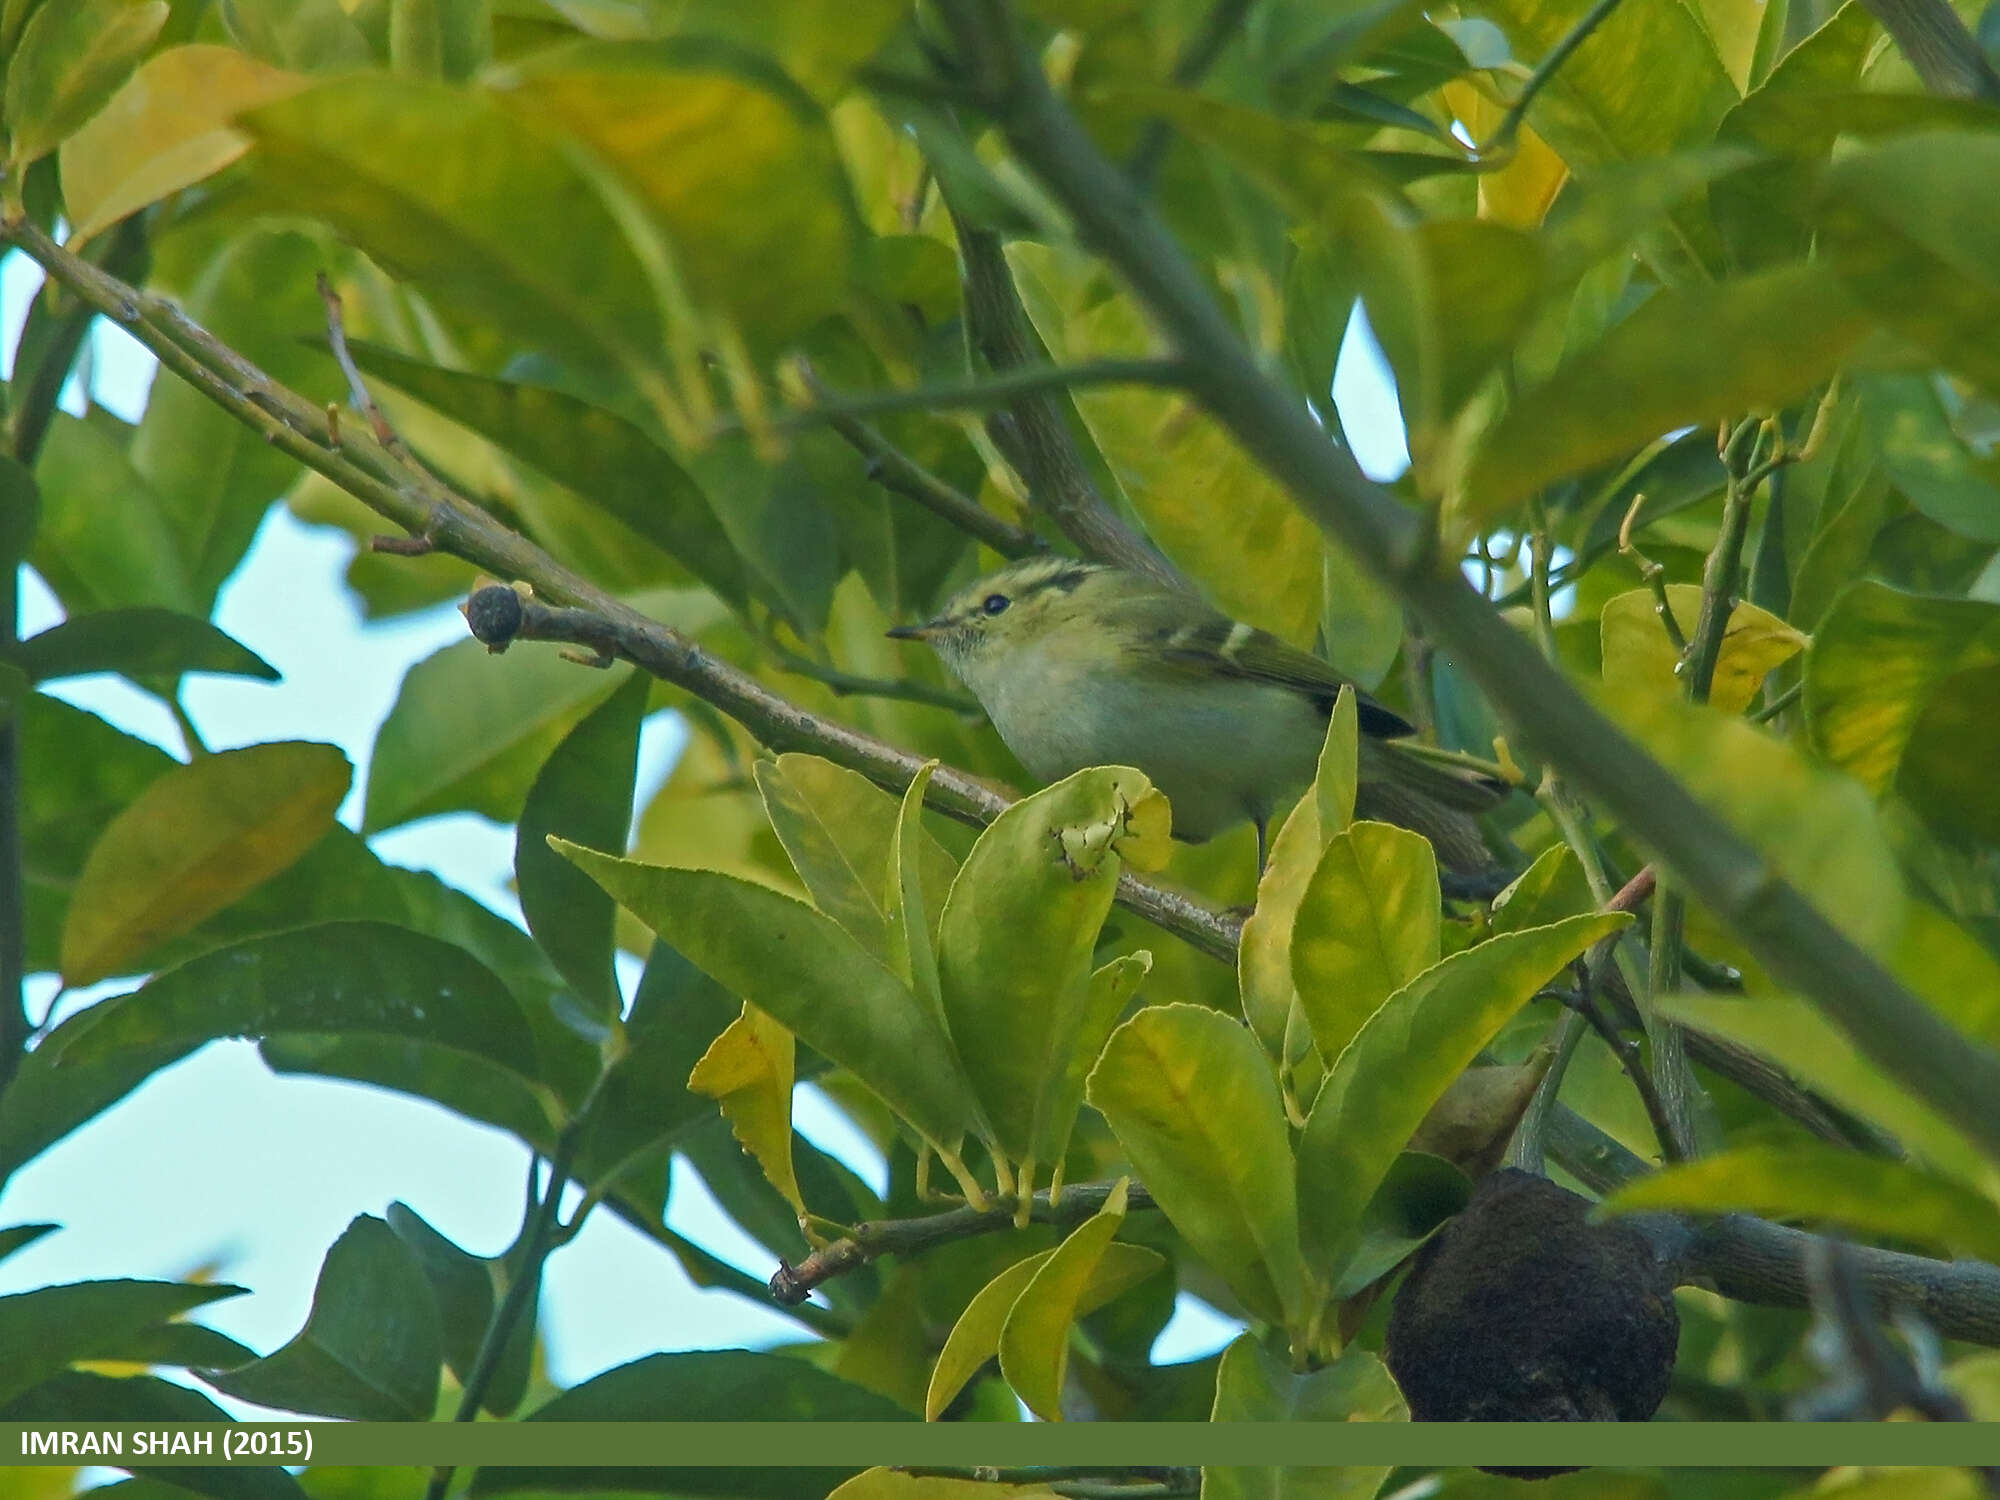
736, 357, 1194, 436
769, 643, 982, 714
1617, 492, 1687, 652
317, 272, 409, 460
1751, 680, 1803, 724
1569, 969, 1686, 1164
1479, 0, 1631, 155
796, 361, 1046, 558
770, 1180, 1157, 1305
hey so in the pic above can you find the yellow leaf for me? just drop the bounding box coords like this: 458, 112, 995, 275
829, 1473, 1060, 1500
60, 741, 351, 986
688, 1002, 802, 1215
61, 45, 306, 244
1600, 582, 1806, 713
1441, 80, 1569, 229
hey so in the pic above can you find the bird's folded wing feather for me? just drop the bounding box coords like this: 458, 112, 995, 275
1107, 595, 1415, 738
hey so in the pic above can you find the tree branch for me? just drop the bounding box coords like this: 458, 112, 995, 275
946, 198, 1189, 587
1126, 0, 1257, 185
769, 1180, 1157, 1306
759, 357, 1194, 433
796, 361, 1048, 558
947, 0, 2000, 1162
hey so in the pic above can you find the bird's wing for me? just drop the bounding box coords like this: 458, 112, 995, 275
1107, 594, 1415, 738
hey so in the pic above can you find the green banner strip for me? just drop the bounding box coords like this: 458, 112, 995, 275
4, 1423, 2000, 1468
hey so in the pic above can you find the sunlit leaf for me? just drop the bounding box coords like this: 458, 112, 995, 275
1290, 820, 1440, 1067
1461, 264, 1868, 516
1600, 584, 1807, 713
1206, 1332, 1406, 1500
688, 1003, 802, 1217
1088, 1004, 1311, 1329
555, 842, 977, 1149
938, 766, 1169, 1170
58, 44, 306, 243
1295, 912, 1626, 1271
3, 0, 167, 168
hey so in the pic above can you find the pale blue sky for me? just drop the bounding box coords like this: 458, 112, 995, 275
0, 246, 1408, 1406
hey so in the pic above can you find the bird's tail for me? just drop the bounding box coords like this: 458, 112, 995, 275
1357, 739, 1512, 879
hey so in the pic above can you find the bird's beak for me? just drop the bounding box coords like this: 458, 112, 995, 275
886, 620, 939, 641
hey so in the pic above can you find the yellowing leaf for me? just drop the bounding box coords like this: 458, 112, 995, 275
60, 45, 306, 244
60, 742, 351, 986
688, 1003, 801, 1216
1443, 79, 1568, 229
829, 1472, 1058, 1500
1601, 583, 1807, 712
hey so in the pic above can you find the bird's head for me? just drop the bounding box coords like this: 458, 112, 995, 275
886, 556, 1114, 677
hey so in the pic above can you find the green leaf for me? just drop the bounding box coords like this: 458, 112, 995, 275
341, 343, 754, 612
1203, 1336, 1402, 1500
493, 39, 858, 349
1461, 264, 1869, 517
1209, 1329, 1406, 1419
554, 842, 976, 1149
206, 1215, 442, 1420
998, 1184, 1164, 1422
517, 670, 647, 1023
52, 921, 544, 1084
1474, 0, 1738, 170
1861, 375, 2000, 544
364, 639, 630, 834
0, 1223, 57, 1266
32, 411, 198, 616
1295, 912, 1627, 1272
1805, 582, 2000, 848
1291, 820, 1440, 1068
1605, 1142, 2000, 1262
0, 1278, 244, 1406
1321, 542, 1403, 691
1817, 130, 2000, 396
3, 0, 167, 167
925, 1237, 1163, 1421
240, 73, 664, 380
1333, 1149, 1474, 1297
1240, 694, 1360, 1057
14, 607, 277, 687
1088, 1003, 1312, 1329
755, 753, 906, 961
386, 1202, 532, 1418
1489, 844, 1595, 936
490, 1346, 912, 1420
57, 43, 306, 244
884, 760, 946, 1017
1600, 584, 1807, 714
938, 766, 1170, 1171
59, 741, 351, 986
388, 0, 490, 79
1011, 243, 1324, 646
1660, 993, 1997, 1191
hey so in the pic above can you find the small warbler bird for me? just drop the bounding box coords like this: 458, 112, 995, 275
888, 556, 1506, 872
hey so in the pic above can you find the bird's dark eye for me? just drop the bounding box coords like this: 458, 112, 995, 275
982, 593, 1011, 616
